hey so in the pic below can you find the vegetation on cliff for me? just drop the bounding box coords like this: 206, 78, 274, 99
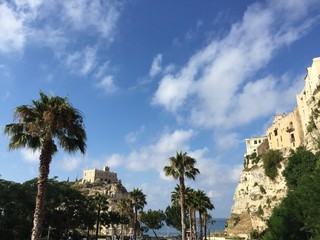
262, 147, 320, 240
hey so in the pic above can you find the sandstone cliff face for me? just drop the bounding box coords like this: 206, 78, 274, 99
226, 158, 287, 236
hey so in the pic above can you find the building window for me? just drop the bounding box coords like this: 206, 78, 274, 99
274, 129, 278, 136
291, 133, 295, 143
254, 140, 257, 144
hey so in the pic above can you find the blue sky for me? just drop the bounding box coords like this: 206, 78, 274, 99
1, 0, 320, 218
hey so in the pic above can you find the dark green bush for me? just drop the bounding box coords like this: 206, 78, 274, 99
262, 150, 283, 180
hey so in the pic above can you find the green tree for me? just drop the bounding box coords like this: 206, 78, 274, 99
263, 149, 320, 240
91, 193, 109, 240
262, 149, 283, 180
172, 185, 194, 240
0, 179, 34, 240
116, 198, 133, 239
43, 179, 93, 239
283, 146, 317, 190
163, 151, 200, 240
140, 209, 166, 239
130, 188, 147, 240
194, 190, 214, 240
4, 92, 86, 240
165, 204, 182, 232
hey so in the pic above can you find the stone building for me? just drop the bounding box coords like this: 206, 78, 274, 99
245, 136, 268, 156
82, 165, 118, 184
296, 57, 320, 136
266, 108, 304, 152
265, 57, 320, 153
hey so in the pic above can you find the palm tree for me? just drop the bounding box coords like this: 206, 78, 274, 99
163, 151, 200, 240
116, 198, 133, 240
91, 193, 109, 240
171, 185, 197, 240
194, 190, 214, 240
203, 212, 214, 240
4, 92, 86, 240
185, 188, 198, 240
130, 188, 147, 240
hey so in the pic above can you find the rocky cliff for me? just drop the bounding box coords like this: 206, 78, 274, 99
226, 154, 288, 237
226, 58, 320, 237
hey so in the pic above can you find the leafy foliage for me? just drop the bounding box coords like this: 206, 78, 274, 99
4, 92, 87, 240
140, 209, 166, 238
0, 178, 95, 240
163, 151, 200, 240
165, 204, 182, 232
263, 148, 320, 240
283, 146, 317, 190
262, 150, 283, 179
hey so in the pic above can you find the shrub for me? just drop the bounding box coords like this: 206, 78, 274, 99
260, 186, 266, 194
257, 205, 264, 217
262, 150, 283, 180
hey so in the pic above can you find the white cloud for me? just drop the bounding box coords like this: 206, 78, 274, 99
105, 129, 195, 173
125, 125, 145, 144
65, 47, 97, 76
152, 0, 318, 129
0, 3, 25, 53
20, 148, 40, 163
60, 156, 82, 171
149, 54, 162, 77
215, 132, 241, 151
105, 154, 124, 168
96, 75, 118, 94
62, 0, 122, 40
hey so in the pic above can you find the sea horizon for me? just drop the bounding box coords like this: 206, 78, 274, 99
146, 218, 227, 237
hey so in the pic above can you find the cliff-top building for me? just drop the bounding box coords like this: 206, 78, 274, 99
265, 57, 320, 152
82, 165, 118, 184
266, 108, 304, 152
245, 136, 268, 156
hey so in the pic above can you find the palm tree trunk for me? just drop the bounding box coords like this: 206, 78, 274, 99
188, 207, 192, 240
193, 210, 197, 240
95, 203, 101, 240
179, 177, 186, 240
199, 212, 203, 240
31, 140, 54, 240
134, 207, 138, 240
204, 214, 207, 240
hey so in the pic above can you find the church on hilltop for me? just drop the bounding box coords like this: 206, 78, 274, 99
82, 165, 118, 184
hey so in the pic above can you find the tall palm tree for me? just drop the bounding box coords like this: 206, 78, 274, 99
130, 188, 147, 240
4, 92, 86, 240
91, 193, 109, 240
163, 151, 200, 240
194, 190, 214, 240
185, 188, 198, 240
116, 198, 133, 240
203, 212, 214, 240
171, 185, 197, 240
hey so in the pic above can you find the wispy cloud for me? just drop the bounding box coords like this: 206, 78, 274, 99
60, 156, 82, 171
0, 2, 25, 54
105, 129, 194, 172
96, 75, 118, 94
20, 148, 40, 163
65, 46, 97, 76
149, 54, 163, 77
125, 125, 146, 144
62, 0, 122, 40
152, 0, 319, 129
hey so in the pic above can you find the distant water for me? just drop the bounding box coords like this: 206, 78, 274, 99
146, 218, 227, 237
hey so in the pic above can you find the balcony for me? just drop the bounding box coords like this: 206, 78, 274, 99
286, 126, 295, 132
